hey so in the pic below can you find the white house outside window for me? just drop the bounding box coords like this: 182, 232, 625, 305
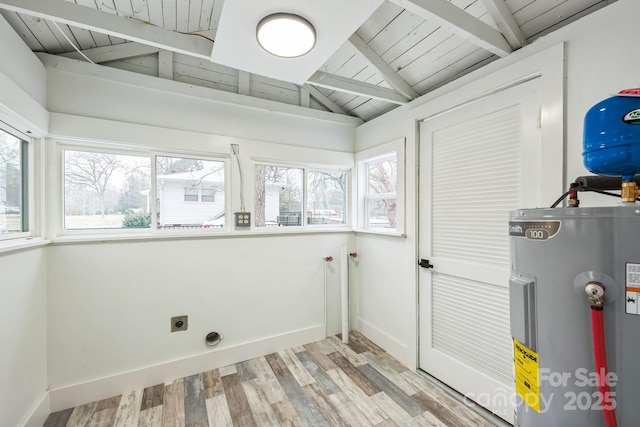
156, 156, 225, 229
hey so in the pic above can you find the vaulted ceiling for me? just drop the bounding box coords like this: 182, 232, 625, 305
0, 0, 616, 122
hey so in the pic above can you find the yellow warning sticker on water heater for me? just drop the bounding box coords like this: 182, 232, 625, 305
513, 338, 540, 412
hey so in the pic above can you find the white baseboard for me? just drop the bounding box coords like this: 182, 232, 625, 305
49, 325, 325, 412
354, 317, 409, 366
20, 392, 50, 427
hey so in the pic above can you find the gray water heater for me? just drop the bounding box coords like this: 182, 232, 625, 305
509, 206, 640, 426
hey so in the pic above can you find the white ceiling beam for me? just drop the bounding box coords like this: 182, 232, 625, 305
238, 71, 250, 95
158, 51, 173, 80
480, 0, 527, 49
59, 31, 216, 64
299, 87, 310, 108
307, 72, 408, 105
389, 0, 512, 57
302, 84, 347, 114
348, 33, 419, 101
0, 0, 213, 59
60, 43, 161, 63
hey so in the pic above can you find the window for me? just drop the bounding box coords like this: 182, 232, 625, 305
184, 187, 199, 202
0, 126, 28, 239
64, 149, 151, 230
357, 138, 405, 234
62, 148, 226, 232
255, 164, 348, 228
156, 155, 225, 229
201, 188, 216, 203
365, 155, 397, 229
59, 140, 351, 235
307, 171, 347, 225
255, 165, 303, 227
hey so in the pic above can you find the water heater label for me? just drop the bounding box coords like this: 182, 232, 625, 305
509, 221, 561, 241
625, 263, 640, 315
514, 338, 541, 412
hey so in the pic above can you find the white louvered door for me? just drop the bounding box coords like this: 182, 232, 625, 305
418, 79, 543, 423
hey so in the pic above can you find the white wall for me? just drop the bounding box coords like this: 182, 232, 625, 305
0, 248, 48, 427
36, 54, 359, 410
0, 15, 358, 418
47, 233, 352, 407
354, 0, 640, 367
2, 0, 636, 421
39, 54, 357, 153
352, 235, 411, 362
0, 14, 50, 427
0, 15, 48, 135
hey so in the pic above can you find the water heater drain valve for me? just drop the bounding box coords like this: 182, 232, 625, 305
585, 281, 606, 308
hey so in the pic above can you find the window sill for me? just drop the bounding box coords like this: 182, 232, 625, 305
0, 237, 51, 255
51, 226, 355, 245
355, 229, 407, 238
235, 226, 353, 237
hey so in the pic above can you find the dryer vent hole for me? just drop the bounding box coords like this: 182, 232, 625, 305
205, 332, 223, 346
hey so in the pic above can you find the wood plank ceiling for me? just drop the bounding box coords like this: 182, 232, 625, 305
0, 0, 616, 122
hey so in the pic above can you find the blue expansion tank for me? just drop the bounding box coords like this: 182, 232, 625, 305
583, 88, 640, 181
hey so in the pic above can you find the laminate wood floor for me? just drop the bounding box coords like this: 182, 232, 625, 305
43, 331, 498, 427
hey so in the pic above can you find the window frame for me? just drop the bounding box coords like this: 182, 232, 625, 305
0, 122, 32, 242
155, 154, 228, 231
53, 138, 353, 240
252, 160, 351, 230
356, 138, 405, 236
61, 145, 153, 234
57, 140, 230, 237
306, 169, 349, 228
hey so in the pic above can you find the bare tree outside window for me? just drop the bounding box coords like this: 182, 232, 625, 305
65, 151, 120, 218
64, 150, 151, 229
255, 165, 303, 227
366, 156, 397, 229
307, 171, 347, 225
118, 170, 149, 214
156, 157, 204, 175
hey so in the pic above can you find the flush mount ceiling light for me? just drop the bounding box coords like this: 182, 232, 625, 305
256, 13, 316, 58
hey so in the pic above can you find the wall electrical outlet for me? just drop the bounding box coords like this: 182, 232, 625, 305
171, 315, 188, 332
234, 212, 251, 227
